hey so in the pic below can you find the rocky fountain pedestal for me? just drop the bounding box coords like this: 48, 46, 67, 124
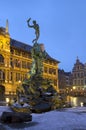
16, 42, 64, 113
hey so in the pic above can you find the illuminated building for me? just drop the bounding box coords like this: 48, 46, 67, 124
72, 57, 86, 90
0, 20, 59, 95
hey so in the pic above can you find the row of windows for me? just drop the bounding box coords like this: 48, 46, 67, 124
44, 67, 56, 75
15, 73, 27, 81
0, 68, 57, 82
44, 60, 57, 66
10, 58, 31, 69
73, 79, 85, 85
0, 71, 27, 82
11, 48, 31, 58
11, 48, 57, 66
0, 54, 57, 75
0, 71, 57, 86
74, 65, 84, 70
0, 59, 57, 77
10, 60, 57, 75
73, 72, 84, 78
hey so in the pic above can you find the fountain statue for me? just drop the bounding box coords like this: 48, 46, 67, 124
12, 18, 64, 113
27, 18, 47, 77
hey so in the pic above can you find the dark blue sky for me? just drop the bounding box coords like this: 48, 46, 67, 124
0, 0, 86, 72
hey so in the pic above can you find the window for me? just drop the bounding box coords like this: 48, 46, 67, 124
28, 53, 31, 58
22, 61, 27, 68
0, 70, 5, 80
74, 80, 76, 85
16, 73, 21, 81
44, 67, 48, 73
15, 59, 21, 68
0, 54, 4, 63
81, 73, 83, 77
10, 48, 14, 54
74, 73, 76, 78
53, 69, 56, 75
54, 80, 57, 86
77, 73, 80, 78
77, 66, 79, 70
10, 58, 14, 68
10, 72, 13, 81
78, 80, 80, 85
27, 62, 31, 69
22, 74, 27, 81
81, 80, 83, 85
49, 68, 52, 74
22, 51, 28, 57
15, 50, 21, 56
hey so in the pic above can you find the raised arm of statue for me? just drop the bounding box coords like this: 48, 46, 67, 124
27, 18, 34, 28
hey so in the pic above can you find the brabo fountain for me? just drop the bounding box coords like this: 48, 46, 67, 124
12, 18, 64, 113
0, 18, 65, 124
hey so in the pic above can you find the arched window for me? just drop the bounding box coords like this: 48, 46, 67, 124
0, 54, 4, 63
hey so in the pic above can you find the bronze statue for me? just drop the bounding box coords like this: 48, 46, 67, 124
27, 18, 46, 77
27, 18, 40, 43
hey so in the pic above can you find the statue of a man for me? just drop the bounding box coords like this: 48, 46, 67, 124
27, 18, 40, 43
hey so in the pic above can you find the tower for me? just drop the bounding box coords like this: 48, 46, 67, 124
6, 19, 9, 33
0, 20, 11, 95
0, 19, 10, 52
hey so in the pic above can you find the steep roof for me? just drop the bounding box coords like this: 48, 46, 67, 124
10, 38, 60, 63
10, 38, 32, 52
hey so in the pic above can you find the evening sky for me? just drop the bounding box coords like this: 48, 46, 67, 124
0, 0, 86, 71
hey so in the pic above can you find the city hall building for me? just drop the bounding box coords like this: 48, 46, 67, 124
0, 21, 59, 95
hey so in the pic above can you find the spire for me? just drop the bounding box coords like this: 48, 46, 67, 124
76, 56, 80, 63
6, 19, 9, 33
77, 56, 79, 60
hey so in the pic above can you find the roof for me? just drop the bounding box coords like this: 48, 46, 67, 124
10, 38, 32, 52
10, 38, 60, 63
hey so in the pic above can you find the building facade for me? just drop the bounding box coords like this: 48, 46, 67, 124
58, 69, 72, 93
72, 57, 86, 90
58, 57, 86, 94
0, 21, 59, 95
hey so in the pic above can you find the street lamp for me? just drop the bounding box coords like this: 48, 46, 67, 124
18, 80, 21, 84
6, 97, 10, 106
73, 86, 76, 90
